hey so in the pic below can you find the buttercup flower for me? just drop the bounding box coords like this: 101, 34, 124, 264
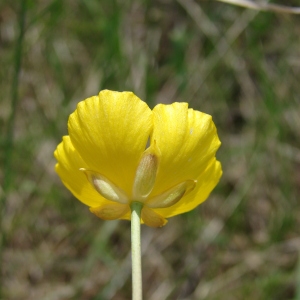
54, 90, 222, 227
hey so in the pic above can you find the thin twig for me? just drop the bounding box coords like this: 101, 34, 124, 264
213, 0, 300, 14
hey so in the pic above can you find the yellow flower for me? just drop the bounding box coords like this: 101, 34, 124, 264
54, 90, 222, 227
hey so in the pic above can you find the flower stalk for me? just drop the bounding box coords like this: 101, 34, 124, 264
131, 202, 143, 300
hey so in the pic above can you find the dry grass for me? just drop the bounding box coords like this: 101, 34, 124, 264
1, 0, 300, 299
214, 0, 300, 14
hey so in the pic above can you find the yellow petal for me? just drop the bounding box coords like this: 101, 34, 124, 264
68, 90, 152, 196
153, 158, 222, 218
90, 203, 129, 220
119, 210, 131, 221
150, 103, 221, 196
146, 180, 196, 208
141, 207, 168, 227
80, 169, 128, 204
54, 136, 113, 207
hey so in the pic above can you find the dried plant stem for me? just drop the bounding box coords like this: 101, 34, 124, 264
214, 0, 300, 14
131, 202, 143, 300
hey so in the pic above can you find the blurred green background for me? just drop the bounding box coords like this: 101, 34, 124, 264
1, 0, 300, 299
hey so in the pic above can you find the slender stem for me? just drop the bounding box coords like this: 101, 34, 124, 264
130, 202, 143, 300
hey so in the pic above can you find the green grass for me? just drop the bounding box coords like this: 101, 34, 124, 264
1, 0, 300, 299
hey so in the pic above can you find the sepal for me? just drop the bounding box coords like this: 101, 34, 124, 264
132, 141, 160, 202
80, 168, 128, 204
146, 180, 196, 208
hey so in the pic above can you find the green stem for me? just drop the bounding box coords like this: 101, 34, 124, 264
130, 202, 143, 300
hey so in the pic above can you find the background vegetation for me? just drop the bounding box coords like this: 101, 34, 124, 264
1, 0, 300, 299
